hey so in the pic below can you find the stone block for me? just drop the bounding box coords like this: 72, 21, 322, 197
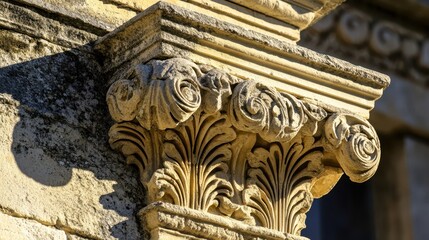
0, 211, 67, 240
0, 26, 144, 239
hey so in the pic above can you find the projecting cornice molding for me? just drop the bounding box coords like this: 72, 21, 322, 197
95, 1, 389, 119
95, 1, 389, 239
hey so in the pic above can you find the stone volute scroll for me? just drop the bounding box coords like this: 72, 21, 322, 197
95, 1, 390, 239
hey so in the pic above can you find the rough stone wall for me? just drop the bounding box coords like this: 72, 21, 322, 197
0, 1, 146, 239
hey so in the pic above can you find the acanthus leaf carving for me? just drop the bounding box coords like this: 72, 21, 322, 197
243, 136, 324, 235
106, 57, 382, 238
147, 110, 238, 214
109, 122, 159, 184
230, 132, 257, 193
199, 69, 237, 114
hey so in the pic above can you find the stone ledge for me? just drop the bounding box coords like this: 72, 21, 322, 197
0, 1, 99, 48
139, 202, 309, 240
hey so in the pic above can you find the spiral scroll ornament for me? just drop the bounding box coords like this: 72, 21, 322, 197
229, 81, 309, 142
106, 78, 142, 123
136, 59, 203, 130
106, 57, 384, 238
107, 58, 203, 130
325, 113, 381, 183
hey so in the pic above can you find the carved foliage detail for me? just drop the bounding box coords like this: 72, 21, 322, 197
148, 111, 236, 212
243, 136, 324, 235
107, 58, 381, 236
109, 122, 159, 183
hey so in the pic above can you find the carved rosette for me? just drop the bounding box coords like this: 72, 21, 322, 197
107, 58, 381, 238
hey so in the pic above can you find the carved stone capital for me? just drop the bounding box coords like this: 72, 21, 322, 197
97, 1, 389, 239
107, 58, 381, 239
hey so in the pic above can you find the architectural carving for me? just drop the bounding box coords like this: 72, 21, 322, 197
107, 58, 382, 239
302, 6, 429, 86
92, 1, 391, 239
0, 0, 409, 239
324, 113, 380, 183
96, 1, 389, 119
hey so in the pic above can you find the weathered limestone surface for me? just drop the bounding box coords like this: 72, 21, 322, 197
0, 0, 390, 239
98, 2, 389, 239
0, 210, 91, 240
4, 0, 137, 32
0, 2, 145, 238
0, 211, 67, 240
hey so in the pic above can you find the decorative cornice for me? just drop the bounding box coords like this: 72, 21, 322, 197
107, 58, 381, 239
95, 1, 390, 119
301, 5, 429, 87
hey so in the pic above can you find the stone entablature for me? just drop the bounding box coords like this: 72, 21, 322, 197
95, 1, 390, 239
95, 2, 389, 119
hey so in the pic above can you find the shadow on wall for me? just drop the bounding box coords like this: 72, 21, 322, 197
0, 41, 146, 239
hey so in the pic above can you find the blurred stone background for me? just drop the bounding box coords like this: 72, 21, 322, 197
301, 0, 429, 239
